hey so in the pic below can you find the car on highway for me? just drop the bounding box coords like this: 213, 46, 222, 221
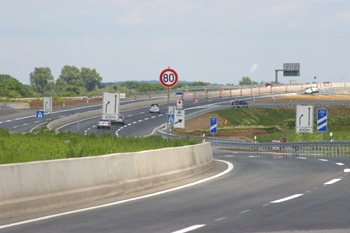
304, 87, 313, 94
97, 119, 111, 129
305, 86, 319, 94
175, 91, 184, 97
231, 99, 249, 107
310, 86, 319, 93
150, 104, 161, 113
265, 83, 273, 88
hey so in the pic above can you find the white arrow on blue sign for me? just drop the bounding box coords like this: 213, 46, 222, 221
210, 117, 217, 134
317, 109, 327, 132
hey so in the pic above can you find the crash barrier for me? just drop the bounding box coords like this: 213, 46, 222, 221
0, 106, 14, 114
0, 142, 214, 220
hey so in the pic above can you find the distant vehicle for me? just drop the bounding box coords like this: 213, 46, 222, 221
97, 119, 111, 129
175, 91, 184, 97
265, 83, 273, 88
231, 99, 249, 107
323, 81, 331, 84
304, 87, 313, 94
305, 86, 319, 94
150, 104, 160, 113
310, 86, 319, 93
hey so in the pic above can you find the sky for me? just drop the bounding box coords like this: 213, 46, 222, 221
1, 0, 350, 85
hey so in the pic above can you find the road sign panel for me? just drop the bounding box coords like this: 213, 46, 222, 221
317, 109, 327, 132
210, 117, 217, 134
43, 97, 52, 113
102, 92, 120, 120
174, 110, 185, 128
36, 110, 45, 119
176, 100, 183, 109
168, 114, 174, 122
296, 105, 314, 134
159, 68, 178, 88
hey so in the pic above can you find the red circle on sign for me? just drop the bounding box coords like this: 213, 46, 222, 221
159, 68, 178, 88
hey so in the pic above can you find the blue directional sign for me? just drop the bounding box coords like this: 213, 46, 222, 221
36, 110, 45, 119
317, 109, 327, 132
210, 117, 217, 134
168, 114, 174, 123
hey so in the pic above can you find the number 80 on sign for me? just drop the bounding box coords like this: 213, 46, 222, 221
159, 68, 178, 88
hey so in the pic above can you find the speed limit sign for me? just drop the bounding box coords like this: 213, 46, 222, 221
159, 68, 178, 88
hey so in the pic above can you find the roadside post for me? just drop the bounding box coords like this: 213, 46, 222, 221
210, 117, 217, 137
159, 68, 178, 139
317, 109, 328, 141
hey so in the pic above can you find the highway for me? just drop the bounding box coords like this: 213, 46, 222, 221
2, 90, 350, 232
1, 151, 350, 232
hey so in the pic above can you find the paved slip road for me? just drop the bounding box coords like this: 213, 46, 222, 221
1, 151, 350, 233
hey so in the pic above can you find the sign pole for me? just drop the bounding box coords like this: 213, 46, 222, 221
159, 67, 178, 140
167, 87, 170, 140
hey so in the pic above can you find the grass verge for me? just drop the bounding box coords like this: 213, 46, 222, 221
0, 128, 200, 164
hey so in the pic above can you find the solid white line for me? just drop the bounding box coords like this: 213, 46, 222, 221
324, 179, 341, 185
271, 194, 303, 203
172, 224, 205, 233
0, 160, 233, 230
319, 159, 328, 162
336, 163, 345, 166
239, 209, 251, 214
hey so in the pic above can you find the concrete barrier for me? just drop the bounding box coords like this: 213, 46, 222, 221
0, 102, 30, 110
0, 142, 214, 220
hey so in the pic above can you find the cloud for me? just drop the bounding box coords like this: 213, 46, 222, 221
249, 61, 261, 74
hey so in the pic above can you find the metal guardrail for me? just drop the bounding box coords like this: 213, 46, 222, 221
0, 106, 14, 115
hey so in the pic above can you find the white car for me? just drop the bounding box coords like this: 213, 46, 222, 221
150, 104, 160, 113
310, 86, 319, 93
304, 87, 313, 94
97, 119, 111, 129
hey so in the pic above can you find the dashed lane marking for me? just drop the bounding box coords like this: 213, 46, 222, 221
270, 194, 303, 203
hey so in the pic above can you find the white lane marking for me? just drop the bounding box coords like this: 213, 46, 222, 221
127, 115, 133, 117
172, 224, 205, 233
5, 120, 12, 122
296, 157, 307, 160
151, 116, 156, 118
13, 126, 18, 128
0, 160, 233, 230
344, 169, 350, 173
271, 194, 303, 203
138, 119, 143, 122
132, 121, 137, 124
0, 122, 3, 124
139, 112, 145, 114
324, 179, 341, 185
144, 118, 149, 120
319, 159, 328, 162
215, 217, 226, 221
23, 123, 28, 126
239, 209, 251, 214
336, 163, 345, 166
127, 123, 132, 126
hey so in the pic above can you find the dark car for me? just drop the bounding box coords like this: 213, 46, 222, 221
231, 99, 249, 108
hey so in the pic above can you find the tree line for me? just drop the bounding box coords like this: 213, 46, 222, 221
0, 65, 214, 98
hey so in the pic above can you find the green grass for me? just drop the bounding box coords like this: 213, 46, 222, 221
212, 106, 350, 143
0, 128, 200, 164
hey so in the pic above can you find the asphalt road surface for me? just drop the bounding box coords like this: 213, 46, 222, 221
1, 151, 350, 233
